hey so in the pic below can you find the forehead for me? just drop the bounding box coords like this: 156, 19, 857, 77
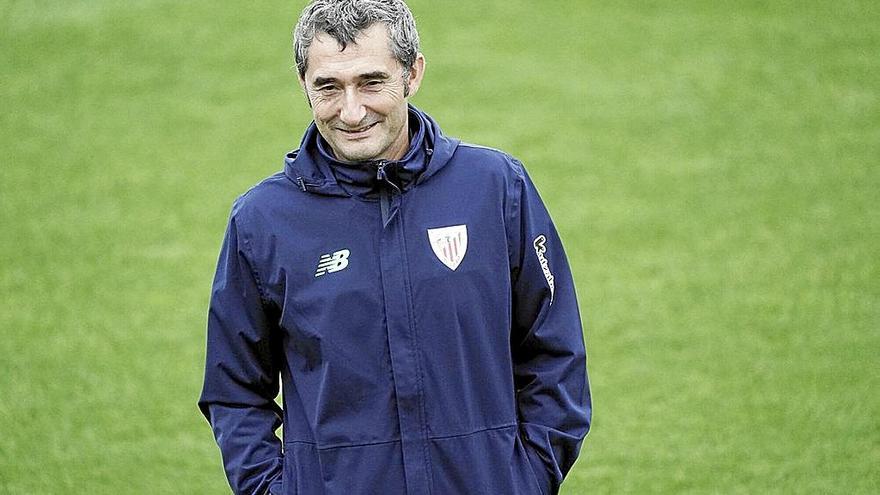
305, 23, 400, 81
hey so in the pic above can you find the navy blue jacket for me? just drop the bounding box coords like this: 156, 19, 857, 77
199, 106, 591, 495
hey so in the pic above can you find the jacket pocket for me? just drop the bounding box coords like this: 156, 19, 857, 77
283, 442, 322, 495
316, 440, 407, 494
429, 425, 544, 494
514, 433, 546, 495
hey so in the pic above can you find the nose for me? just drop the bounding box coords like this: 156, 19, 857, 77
339, 88, 366, 127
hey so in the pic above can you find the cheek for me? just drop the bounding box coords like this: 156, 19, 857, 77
311, 98, 339, 121
363, 89, 404, 112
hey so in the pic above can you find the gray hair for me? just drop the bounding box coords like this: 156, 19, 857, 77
293, 0, 421, 79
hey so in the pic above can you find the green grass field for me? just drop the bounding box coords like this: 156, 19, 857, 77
1, 1, 878, 493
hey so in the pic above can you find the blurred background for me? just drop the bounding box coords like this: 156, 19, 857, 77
1, 0, 877, 493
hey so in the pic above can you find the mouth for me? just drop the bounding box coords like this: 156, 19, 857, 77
337, 122, 378, 138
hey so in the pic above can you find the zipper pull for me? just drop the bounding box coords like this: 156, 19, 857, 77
376, 161, 387, 182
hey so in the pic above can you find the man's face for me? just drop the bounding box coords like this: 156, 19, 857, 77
300, 24, 425, 163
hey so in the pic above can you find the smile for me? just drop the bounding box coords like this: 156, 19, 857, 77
338, 122, 378, 138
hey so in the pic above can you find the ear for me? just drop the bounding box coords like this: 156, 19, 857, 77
298, 73, 313, 108
405, 53, 426, 99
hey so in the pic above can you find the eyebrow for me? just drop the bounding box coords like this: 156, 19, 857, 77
359, 71, 391, 81
310, 71, 392, 87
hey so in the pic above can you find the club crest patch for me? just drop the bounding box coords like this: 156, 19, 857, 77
533, 235, 555, 303
427, 224, 468, 271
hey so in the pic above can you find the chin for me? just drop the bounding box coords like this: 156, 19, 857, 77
339, 148, 379, 163
338, 143, 384, 162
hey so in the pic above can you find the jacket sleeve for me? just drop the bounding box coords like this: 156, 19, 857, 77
198, 204, 285, 495
507, 162, 591, 495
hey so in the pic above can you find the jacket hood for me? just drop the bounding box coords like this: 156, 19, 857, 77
283, 105, 460, 198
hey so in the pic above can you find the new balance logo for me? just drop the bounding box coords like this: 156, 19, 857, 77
315, 249, 350, 277
533, 235, 555, 304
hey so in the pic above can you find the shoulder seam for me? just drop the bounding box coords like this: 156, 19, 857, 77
238, 171, 288, 202
456, 141, 516, 160
456, 142, 527, 180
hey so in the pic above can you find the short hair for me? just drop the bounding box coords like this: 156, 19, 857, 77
293, 0, 421, 79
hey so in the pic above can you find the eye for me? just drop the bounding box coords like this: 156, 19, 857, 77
316, 85, 339, 94
363, 80, 383, 90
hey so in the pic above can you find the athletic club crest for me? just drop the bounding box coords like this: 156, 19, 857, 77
427, 224, 468, 271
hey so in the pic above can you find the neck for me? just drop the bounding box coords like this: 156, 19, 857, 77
382, 115, 411, 162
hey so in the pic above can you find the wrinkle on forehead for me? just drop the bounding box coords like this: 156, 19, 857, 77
306, 24, 400, 81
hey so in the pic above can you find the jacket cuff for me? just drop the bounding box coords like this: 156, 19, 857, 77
523, 442, 556, 495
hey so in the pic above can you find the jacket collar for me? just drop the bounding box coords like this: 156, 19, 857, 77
284, 105, 460, 198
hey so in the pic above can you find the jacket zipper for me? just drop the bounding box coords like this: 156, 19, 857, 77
375, 160, 433, 493
376, 161, 400, 227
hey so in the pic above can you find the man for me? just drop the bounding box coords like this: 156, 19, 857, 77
198, 1, 591, 494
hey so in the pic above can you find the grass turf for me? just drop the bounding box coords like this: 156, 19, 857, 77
1, 0, 878, 493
